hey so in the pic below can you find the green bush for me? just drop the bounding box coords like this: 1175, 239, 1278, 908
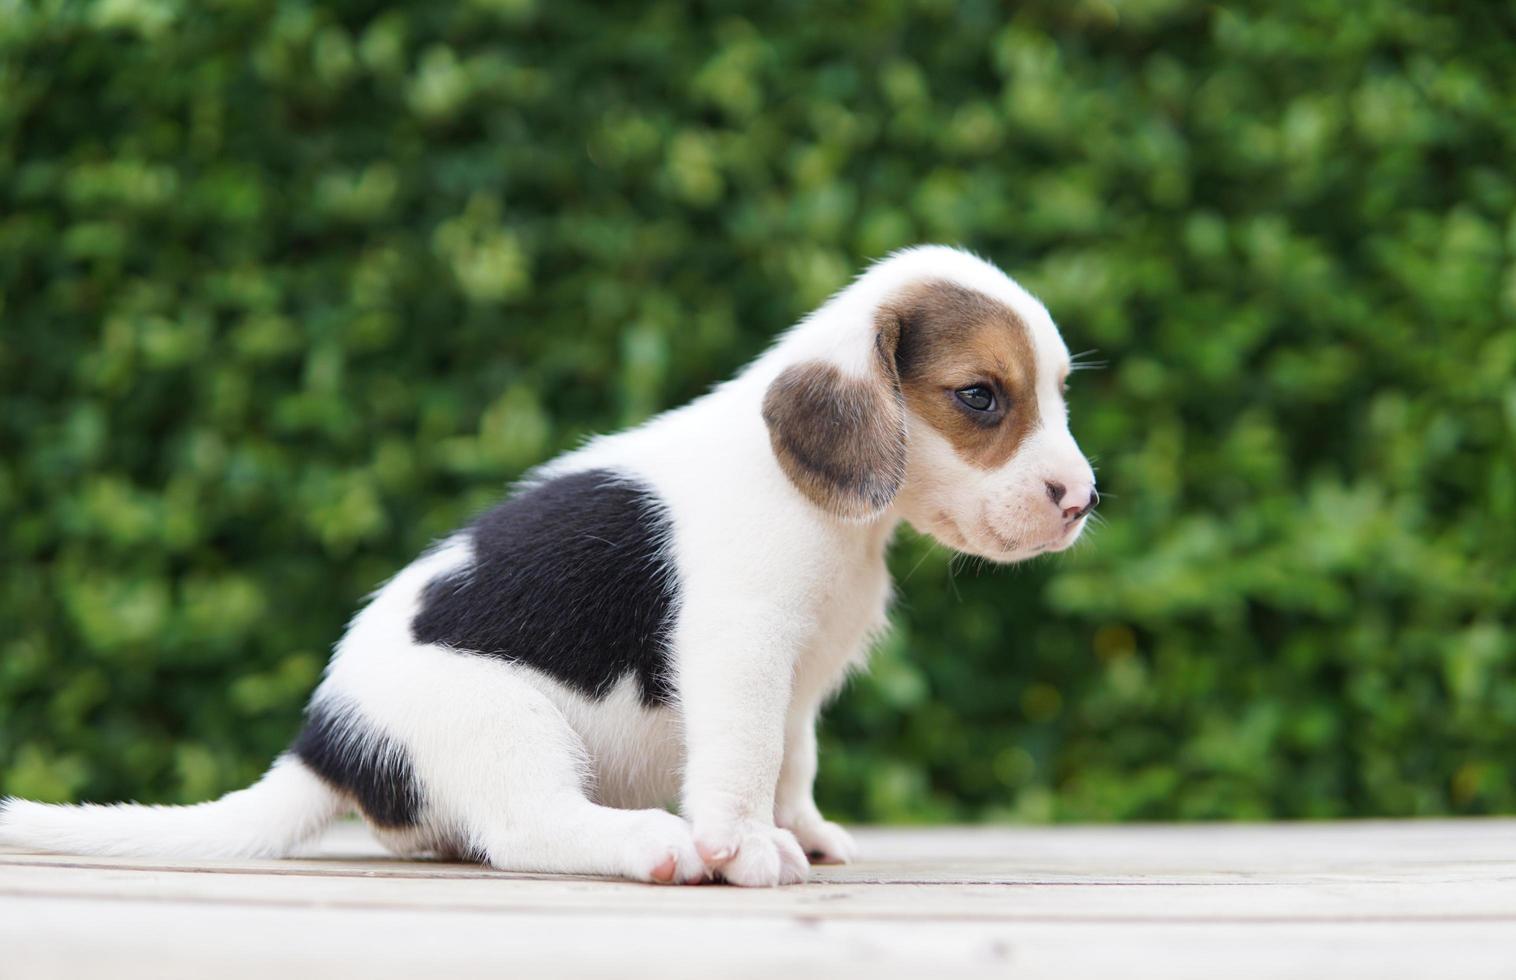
2, 0, 1513, 822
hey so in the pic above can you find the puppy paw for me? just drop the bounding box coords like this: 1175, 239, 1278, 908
786, 816, 857, 865
623, 810, 706, 885
695, 820, 808, 887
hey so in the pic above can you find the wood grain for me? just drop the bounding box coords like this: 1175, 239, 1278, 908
4, 820, 1515, 978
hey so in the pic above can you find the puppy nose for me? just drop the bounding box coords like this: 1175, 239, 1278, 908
1046, 481, 1097, 521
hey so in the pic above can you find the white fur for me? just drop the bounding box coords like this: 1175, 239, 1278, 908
0, 246, 1094, 886
0, 756, 342, 859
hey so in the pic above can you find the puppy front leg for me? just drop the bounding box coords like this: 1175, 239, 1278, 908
774, 704, 857, 865
678, 604, 810, 887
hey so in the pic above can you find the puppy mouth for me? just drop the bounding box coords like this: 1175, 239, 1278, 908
1042, 516, 1086, 551
1012, 516, 1086, 557
973, 511, 1085, 561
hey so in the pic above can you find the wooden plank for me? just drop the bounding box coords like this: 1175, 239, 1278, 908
3, 820, 1515, 978
7, 896, 1516, 980
7, 863, 1516, 924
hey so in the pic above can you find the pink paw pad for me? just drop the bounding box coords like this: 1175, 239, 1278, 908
649, 853, 678, 883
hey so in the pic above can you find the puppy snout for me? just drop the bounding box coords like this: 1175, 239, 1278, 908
1045, 481, 1097, 522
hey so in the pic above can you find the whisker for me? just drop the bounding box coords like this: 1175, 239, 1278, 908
1068, 349, 1109, 372
901, 540, 941, 583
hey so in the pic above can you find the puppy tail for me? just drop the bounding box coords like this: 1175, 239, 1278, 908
0, 754, 346, 859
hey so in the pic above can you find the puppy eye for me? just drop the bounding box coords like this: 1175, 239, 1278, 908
954, 385, 996, 412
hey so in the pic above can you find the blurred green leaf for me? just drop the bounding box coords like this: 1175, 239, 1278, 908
2, 0, 1513, 822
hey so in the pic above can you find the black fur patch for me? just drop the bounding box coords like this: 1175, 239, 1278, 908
411, 468, 679, 706
292, 698, 422, 828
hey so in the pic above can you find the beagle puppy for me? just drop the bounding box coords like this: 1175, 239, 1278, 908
1, 246, 1097, 886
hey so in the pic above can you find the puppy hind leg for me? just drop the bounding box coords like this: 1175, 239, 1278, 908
406, 665, 703, 884
475, 793, 706, 884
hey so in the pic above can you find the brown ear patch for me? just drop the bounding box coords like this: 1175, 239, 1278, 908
763, 360, 907, 520
885, 280, 1041, 470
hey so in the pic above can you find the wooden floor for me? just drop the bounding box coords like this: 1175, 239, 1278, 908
4, 819, 1515, 978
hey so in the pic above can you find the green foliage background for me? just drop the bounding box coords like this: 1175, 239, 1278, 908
3, 0, 1514, 822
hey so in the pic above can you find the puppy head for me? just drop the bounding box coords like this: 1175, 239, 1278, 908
763, 248, 1096, 562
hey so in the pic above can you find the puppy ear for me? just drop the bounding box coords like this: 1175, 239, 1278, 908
762, 310, 907, 521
